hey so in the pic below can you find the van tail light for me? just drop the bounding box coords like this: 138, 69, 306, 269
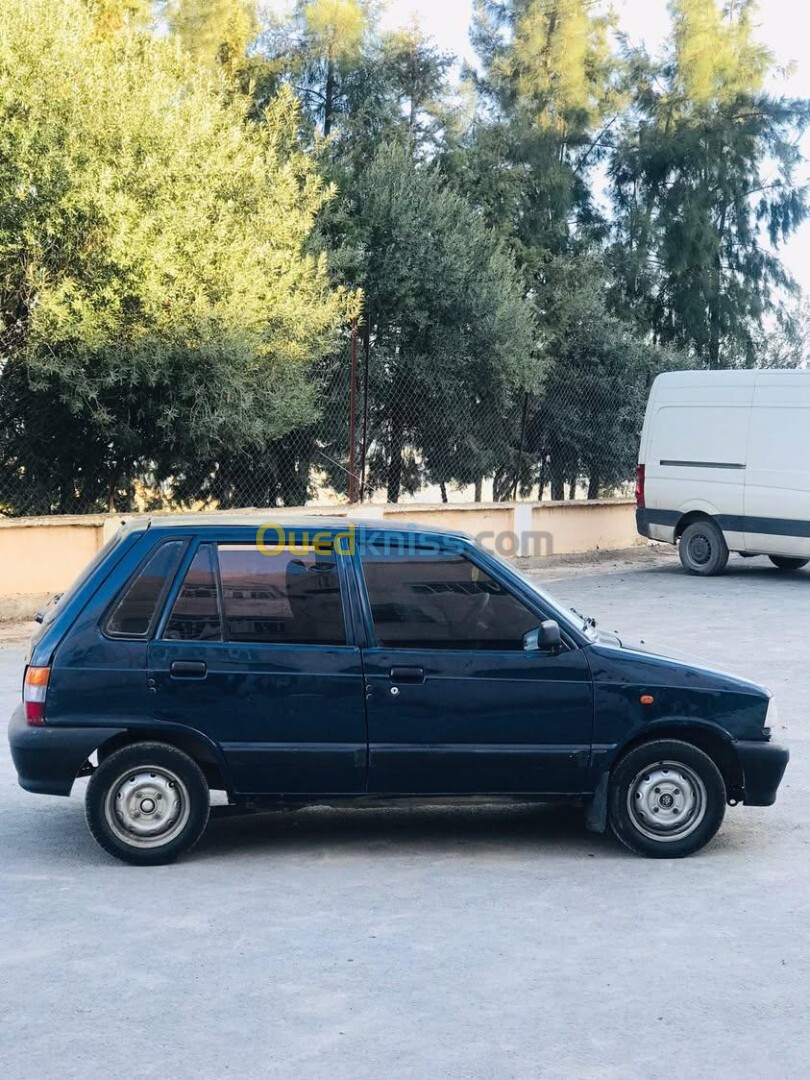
635, 464, 646, 509
24, 666, 50, 725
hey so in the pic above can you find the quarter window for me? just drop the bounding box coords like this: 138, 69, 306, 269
105, 541, 186, 638
361, 549, 540, 650
164, 544, 222, 641
218, 545, 346, 645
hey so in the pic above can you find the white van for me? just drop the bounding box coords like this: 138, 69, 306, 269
637, 369, 810, 575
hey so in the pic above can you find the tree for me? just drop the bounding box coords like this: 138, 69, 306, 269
168, 0, 258, 72
454, 0, 623, 261
379, 21, 454, 154
610, 0, 810, 367
86, 0, 154, 36
350, 143, 537, 503
0, 0, 354, 513
528, 255, 678, 500
446, 0, 665, 500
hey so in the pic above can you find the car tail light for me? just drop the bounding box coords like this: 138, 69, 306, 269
24, 666, 50, 725
635, 464, 646, 509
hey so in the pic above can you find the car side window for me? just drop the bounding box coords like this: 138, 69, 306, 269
360, 548, 540, 651
164, 544, 222, 642
217, 544, 346, 646
105, 540, 186, 638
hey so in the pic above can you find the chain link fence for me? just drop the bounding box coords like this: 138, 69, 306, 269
0, 328, 647, 517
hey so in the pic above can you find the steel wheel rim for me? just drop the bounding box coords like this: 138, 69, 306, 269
104, 766, 191, 849
627, 760, 707, 843
687, 532, 712, 567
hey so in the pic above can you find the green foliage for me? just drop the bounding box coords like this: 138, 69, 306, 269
0, 0, 353, 512
85, 0, 154, 37
610, 0, 810, 367
669, 0, 771, 108
168, 0, 258, 72
349, 143, 538, 502
528, 256, 680, 500
2, 0, 809, 513
488, 0, 621, 136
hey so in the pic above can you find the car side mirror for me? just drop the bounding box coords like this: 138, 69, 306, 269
523, 620, 562, 655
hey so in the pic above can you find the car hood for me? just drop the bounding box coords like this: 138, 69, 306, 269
589, 629, 770, 699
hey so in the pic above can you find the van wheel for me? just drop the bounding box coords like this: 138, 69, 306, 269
769, 556, 809, 571
679, 519, 729, 576
609, 739, 726, 858
86, 742, 210, 865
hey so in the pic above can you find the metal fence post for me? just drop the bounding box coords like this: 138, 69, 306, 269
348, 318, 359, 504
360, 314, 370, 502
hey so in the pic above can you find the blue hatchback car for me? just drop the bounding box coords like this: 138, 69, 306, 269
9, 516, 788, 864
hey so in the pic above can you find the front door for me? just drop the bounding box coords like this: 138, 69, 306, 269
356, 543, 594, 795
147, 536, 367, 795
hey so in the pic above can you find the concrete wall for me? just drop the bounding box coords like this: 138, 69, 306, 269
0, 499, 642, 613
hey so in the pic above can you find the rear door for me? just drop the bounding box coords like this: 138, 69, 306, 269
147, 531, 367, 795
355, 539, 594, 796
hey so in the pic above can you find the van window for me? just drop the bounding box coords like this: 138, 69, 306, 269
164, 544, 222, 642
217, 545, 346, 645
360, 549, 539, 650
652, 405, 749, 467
105, 541, 186, 638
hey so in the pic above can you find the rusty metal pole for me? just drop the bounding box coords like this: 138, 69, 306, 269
348, 319, 358, 504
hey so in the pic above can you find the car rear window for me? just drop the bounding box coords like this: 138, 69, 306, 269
218, 545, 346, 645
105, 540, 186, 638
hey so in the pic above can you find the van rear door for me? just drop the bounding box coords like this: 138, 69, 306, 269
744, 372, 810, 558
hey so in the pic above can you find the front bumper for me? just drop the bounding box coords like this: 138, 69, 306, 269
736, 739, 790, 806
8, 704, 125, 797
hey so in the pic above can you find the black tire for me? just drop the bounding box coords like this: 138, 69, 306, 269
609, 739, 726, 858
678, 519, 729, 576
769, 556, 809, 571
86, 742, 210, 865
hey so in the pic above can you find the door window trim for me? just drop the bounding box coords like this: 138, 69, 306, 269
102, 538, 189, 641
161, 541, 224, 644
154, 536, 209, 642
155, 532, 356, 648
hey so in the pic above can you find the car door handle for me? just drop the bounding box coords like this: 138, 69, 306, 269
170, 660, 207, 679
389, 666, 425, 685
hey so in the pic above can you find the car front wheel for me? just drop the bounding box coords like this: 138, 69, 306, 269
86, 742, 210, 865
609, 739, 726, 858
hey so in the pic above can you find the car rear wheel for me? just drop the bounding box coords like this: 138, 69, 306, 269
609, 739, 726, 858
769, 556, 809, 571
678, 519, 729, 576
86, 742, 210, 865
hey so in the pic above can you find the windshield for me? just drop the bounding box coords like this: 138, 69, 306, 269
477, 545, 598, 640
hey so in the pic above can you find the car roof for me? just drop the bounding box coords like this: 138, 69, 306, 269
122, 513, 473, 541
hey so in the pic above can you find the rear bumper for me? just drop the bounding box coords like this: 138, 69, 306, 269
636, 508, 677, 544
8, 705, 125, 797
736, 740, 789, 806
